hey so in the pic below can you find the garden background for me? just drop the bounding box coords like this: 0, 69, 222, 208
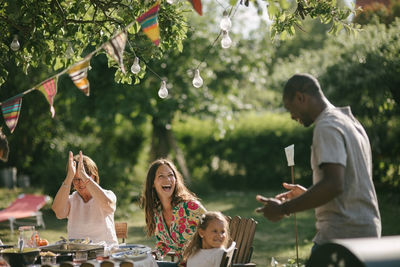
1, 0, 400, 266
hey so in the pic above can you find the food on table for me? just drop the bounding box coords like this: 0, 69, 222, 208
40, 251, 56, 257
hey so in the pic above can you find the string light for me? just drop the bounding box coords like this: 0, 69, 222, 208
192, 69, 203, 88
219, 11, 232, 31
158, 80, 168, 98
221, 31, 232, 49
130, 56, 141, 74
10, 35, 20, 51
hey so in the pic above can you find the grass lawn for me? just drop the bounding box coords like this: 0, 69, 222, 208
1, 188, 399, 266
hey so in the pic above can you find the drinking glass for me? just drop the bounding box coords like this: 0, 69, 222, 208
73, 251, 88, 263
18, 226, 36, 248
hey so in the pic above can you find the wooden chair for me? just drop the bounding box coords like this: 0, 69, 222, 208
115, 221, 128, 243
228, 216, 257, 267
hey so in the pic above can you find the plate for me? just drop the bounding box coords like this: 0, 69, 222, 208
118, 244, 149, 249
55, 238, 92, 244
111, 245, 151, 261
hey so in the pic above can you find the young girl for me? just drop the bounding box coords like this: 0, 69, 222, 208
183, 211, 235, 267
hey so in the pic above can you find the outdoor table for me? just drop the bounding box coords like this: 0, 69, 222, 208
30, 253, 158, 266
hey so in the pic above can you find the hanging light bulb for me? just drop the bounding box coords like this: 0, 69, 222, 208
130, 56, 141, 74
219, 11, 232, 31
158, 81, 168, 99
65, 42, 74, 59
221, 31, 232, 49
192, 69, 203, 88
10, 35, 20, 51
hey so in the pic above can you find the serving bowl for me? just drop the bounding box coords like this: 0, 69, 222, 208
0, 247, 40, 267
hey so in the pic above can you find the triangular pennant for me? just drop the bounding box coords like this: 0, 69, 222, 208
103, 31, 127, 74
68, 59, 91, 96
36, 77, 58, 118
1, 94, 23, 133
188, 0, 202, 15
136, 1, 161, 46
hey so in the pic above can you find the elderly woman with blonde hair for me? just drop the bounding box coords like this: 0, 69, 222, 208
52, 151, 118, 246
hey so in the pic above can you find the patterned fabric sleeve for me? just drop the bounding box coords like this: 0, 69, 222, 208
186, 200, 207, 223
155, 238, 170, 257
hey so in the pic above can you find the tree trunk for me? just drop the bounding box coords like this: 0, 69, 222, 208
150, 116, 191, 184
150, 117, 170, 161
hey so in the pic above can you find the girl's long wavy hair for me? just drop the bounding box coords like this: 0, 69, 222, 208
183, 211, 230, 261
141, 158, 199, 237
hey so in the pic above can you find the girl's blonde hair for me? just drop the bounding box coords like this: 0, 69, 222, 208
183, 211, 230, 261
141, 158, 199, 237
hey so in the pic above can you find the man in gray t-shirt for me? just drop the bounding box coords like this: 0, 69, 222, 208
256, 73, 381, 246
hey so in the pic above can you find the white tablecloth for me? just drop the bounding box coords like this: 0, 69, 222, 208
83, 254, 158, 267
28, 254, 158, 267
130, 254, 158, 267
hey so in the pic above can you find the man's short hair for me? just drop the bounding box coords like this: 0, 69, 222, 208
0, 128, 9, 162
283, 73, 323, 101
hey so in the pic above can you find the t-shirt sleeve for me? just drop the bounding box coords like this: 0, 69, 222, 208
104, 190, 117, 212
313, 124, 347, 167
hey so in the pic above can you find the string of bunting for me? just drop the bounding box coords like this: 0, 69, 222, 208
0, 0, 184, 134
1, 0, 248, 134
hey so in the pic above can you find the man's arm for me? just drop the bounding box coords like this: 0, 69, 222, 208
256, 163, 345, 221
283, 163, 345, 213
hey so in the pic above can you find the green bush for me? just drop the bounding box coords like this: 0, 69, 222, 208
266, 19, 400, 191
174, 112, 313, 192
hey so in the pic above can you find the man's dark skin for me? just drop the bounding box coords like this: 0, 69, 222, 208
255, 88, 345, 221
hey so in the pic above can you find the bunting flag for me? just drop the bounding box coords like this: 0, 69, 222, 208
68, 59, 91, 96
37, 77, 58, 118
136, 1, 161, 46
188, 0, 202, 16
103, 31, 127, 74
1, 94, 23, 133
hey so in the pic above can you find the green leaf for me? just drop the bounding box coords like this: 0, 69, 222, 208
267, 3, 280, 19
53, 57, 63, 70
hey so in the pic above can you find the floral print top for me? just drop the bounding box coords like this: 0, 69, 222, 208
154, 199, 206, 261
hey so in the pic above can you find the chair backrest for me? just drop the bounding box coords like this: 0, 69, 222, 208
114, 222, 128, 243
228, 216, 258, 264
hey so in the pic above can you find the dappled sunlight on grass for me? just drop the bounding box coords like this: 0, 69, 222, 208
1, 188, 399, 266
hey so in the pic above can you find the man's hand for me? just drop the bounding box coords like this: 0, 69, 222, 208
255, 195, 285, 222
275, 183, 307, 201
